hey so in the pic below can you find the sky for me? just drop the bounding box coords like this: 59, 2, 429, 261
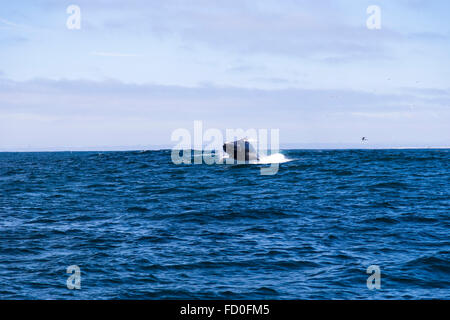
0, 0, 449, 150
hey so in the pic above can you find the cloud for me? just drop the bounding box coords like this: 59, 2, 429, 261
91, 51, 142, 57
1, 78, 448, 115
0, 77, 448, 149
37, 1, 402, 61
349, 111, 415, 119
0, 17, 34, 31
0, 17, 23, 28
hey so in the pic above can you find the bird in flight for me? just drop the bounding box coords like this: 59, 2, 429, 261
362, 137, 368, 141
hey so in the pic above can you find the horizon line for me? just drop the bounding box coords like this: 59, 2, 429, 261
1, 146, 449, 152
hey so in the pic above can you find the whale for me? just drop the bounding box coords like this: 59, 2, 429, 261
222, 138, 259, 162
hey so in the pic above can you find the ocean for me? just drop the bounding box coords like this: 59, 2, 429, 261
0, 149, 449, 299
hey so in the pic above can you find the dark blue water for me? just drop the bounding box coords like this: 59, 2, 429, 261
0, 149, 449, 299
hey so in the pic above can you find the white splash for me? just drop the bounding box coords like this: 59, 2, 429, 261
256, 153, 291, 164
219, 152, 292, 164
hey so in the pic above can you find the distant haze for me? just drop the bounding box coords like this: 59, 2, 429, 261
0, 1, 449, 150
